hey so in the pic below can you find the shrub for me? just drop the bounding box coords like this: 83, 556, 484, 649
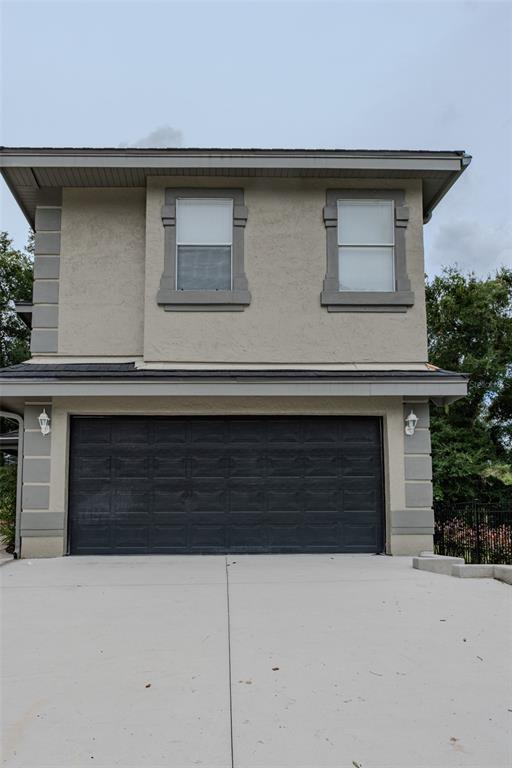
0, 463, 17, 552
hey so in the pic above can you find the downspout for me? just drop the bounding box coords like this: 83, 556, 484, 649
0, 410, 24, 558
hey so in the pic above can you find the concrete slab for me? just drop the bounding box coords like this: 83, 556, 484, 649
451, 563, 495, 578
413, 554, 464, 575
2, 554, 510, 768
494, 565, 512, 585
1, 556, 231, 768
228, 554, 511, 768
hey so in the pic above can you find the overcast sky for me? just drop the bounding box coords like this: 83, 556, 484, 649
1, 0, 511, 277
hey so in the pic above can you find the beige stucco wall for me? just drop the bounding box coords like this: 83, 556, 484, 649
31, 394, 431, 558
58, 188, 146, 356
144, 176, 428, 364
54, 178, 427, 364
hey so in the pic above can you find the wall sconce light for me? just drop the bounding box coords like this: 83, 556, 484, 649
404, 410, 418, 436
38, 409, 51, 436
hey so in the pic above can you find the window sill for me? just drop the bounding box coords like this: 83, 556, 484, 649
157, 288, 251, 312
321, 290, 415, 313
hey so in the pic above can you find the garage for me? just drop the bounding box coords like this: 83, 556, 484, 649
68, 415, 385, 555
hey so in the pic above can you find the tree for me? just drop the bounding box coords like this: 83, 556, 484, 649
426, 267, 512, 503
0, 231, 34, 368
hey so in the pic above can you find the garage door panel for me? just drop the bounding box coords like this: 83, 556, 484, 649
152, 419, 188, 443
190, 523, 226, 549
74, 456, 112, 479
191, 452, 229, 478
229, 419, 267, 443
153, 455, 187, 478
70, 523, 111, 552
112, 489, 150, 517
113, 455, 150, 480
230, 452, 266, 478
267, 450, 304, 477
69, 416, 384, 555
266, 488, 303, 512
304, 451, 340, 477
153, 487, 188, 512
111, 524, 150, 549
189, 487, 228, 512
268, 523, 302, 548
302, 419, 339, 443
112, 420, 150, 444
190, 420, 228, 443
74, 418, 111, 445
228, 524, 268, 550
149, 524, 189, 551
304, 522, 340, 546
341, 451, 381, 477
70, 489, 111, 518
229, 486, 266, 512
266, 419, 302, 442
340, 418, 380, 443
303, 489, 340, 511
342, 522, 379, 548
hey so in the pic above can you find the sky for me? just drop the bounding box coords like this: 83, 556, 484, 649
1, 0, 511, 278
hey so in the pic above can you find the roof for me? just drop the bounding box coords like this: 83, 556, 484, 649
0, 362, 468, 403
0, 362, 469, 382
0, 146, 471, 226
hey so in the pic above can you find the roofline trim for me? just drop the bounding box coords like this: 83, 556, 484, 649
0, 147, 470, 173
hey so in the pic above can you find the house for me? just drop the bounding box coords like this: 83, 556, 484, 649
0, 147, 470, 559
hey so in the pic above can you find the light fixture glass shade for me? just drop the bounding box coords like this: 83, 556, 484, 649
404, 410, 418, 436
38, 409, 51, 436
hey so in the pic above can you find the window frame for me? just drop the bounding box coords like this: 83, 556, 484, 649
157, 188, 250, 311
321, 189, 414, 312
175, 198, 234, 292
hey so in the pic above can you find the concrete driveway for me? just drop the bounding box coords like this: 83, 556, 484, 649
1, 555, 510, 768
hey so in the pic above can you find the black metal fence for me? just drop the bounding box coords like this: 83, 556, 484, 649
434, 502, 512, 564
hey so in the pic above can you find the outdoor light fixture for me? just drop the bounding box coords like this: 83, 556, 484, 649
38, 409, 51, 436
404, 410, 418, 436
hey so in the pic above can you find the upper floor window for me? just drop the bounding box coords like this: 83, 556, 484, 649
176, 199, 233, 291
321, 189, 414, 312
338, 200, 395, 292
157, 188, 250, 311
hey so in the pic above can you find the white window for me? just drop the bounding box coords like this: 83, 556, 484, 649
176, 198, 233, 291
337, 200, 395, 292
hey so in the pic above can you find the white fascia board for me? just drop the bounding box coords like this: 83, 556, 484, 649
0, 152, 464, 173
0, 379, 468, 398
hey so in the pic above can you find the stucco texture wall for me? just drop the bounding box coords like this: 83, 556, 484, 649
144, 176, 428, 364
58, 188, 146, 356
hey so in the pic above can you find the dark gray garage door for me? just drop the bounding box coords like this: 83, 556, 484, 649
68, 416, 384, 555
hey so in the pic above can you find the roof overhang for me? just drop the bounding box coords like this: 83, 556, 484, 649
0, 364, 469, 403
0, 147, 471, 226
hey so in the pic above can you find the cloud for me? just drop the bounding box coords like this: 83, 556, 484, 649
119, 124, 183, 148
426, 218, 512, 277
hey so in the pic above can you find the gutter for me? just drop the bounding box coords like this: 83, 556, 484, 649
0, 411, 24, 558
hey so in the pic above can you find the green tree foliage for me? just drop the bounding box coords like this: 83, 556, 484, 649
0, 231, 33, 368
426, 267, 512, 503
0, 464, 17, 551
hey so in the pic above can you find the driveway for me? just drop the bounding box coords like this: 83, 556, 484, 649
1, 555, 510, 768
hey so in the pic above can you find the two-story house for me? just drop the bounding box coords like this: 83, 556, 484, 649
0, 147, 470, 559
